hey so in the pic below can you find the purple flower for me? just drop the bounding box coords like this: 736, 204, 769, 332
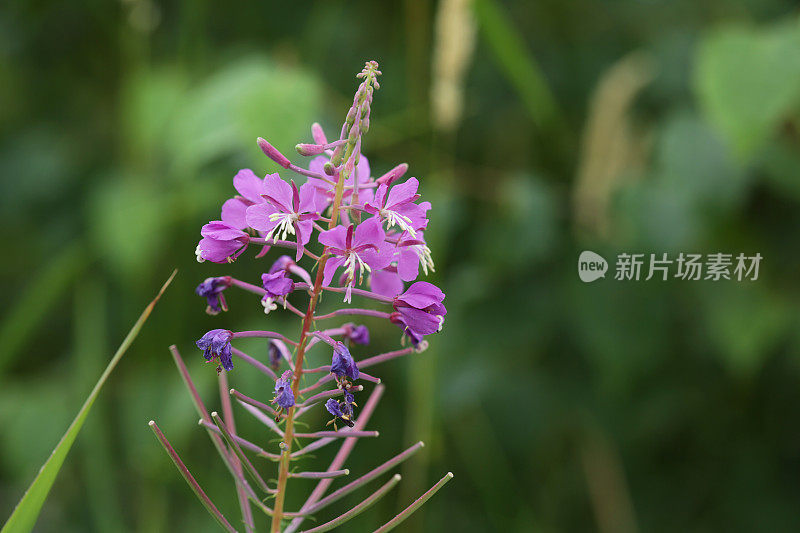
245, 175, 322, 261
260, 270, 295, 314
325, 396, 355, 428
195, 276, 232, 315
272, 370, 295, 410
196, 329, 234, 372
330, 342, 359, 381
364, 178, 428, 237
325, 398, 344, 417
347, 324, 370, 345
220, 169, 274, 229
318, 218, 392, 302
195, 221, 250, 264
390, 282, 446, 341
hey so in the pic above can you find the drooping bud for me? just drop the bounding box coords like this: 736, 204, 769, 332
257, 137, 291, 168
195, 276, 232, 315
196, 329, 234, 372
330, 342, 359, 381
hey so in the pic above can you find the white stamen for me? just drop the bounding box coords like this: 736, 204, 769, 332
341, 251, 371, 302
195, 244, 206, 263
380, 209, 416, 237
261, 297, 278, 315
265, 212, 299, 242
413, 244, 435, 275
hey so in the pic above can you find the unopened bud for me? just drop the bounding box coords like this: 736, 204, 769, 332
295, 143, 325, 156
376, 163, 409, 185
311, 122, 327, 145
257, 137, 291, 168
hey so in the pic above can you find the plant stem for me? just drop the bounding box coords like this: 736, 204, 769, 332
270, 132, 353, 533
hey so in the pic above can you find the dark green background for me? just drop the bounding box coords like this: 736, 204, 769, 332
3, 0, 800, 531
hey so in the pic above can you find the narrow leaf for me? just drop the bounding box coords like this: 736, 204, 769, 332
1, 270, 176, 533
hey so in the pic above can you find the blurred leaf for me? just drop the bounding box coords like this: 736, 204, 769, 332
167, 56, 322, 175
701, 284, 790, 377
89, 176, 169, 281
0, 242, 87, 377
656, 111, 748, 212
695, 20, 800, 159
1, 271, 175, 533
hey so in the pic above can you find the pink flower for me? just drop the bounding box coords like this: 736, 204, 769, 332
245, 175, 321, 261
195, 222, 249, 264
391, 281, 447, 340
364, 178, 429, 237
318, 217, 392, 302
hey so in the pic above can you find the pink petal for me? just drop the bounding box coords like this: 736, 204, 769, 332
362, 245, 393, 271
201, 221, 248, 241
221, 198, 249, 229
385, 178, 419, 210
245, 203, 279, 232
370, 269, 404, 297
322, 256, 346, 286
197, 237, 244, 263
353, 217, 385, 248
399, 281, 445, 308
397, 248, 420, 281
298, 182, 319, 213
263, 174, 294, 212
318, 225, 348, 249
233, 169, 267, 203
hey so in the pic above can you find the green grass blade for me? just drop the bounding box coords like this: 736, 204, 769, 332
473, 0, 562, 130
1, 270, 177, 533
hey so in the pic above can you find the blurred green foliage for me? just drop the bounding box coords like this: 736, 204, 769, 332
2, 1, 800, 532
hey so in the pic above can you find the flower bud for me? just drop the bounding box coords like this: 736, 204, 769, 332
257, 137, 291, 168
311, 122, 327, 144
376, 163, 409, 185
295, 143, 326, 156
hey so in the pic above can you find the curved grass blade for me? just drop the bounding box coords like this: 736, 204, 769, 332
1, 270, 177, 533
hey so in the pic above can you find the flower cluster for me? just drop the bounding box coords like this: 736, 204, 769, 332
160, 61, 452, 532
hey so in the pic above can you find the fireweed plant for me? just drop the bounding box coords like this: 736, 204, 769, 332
150, 62, 452, 532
